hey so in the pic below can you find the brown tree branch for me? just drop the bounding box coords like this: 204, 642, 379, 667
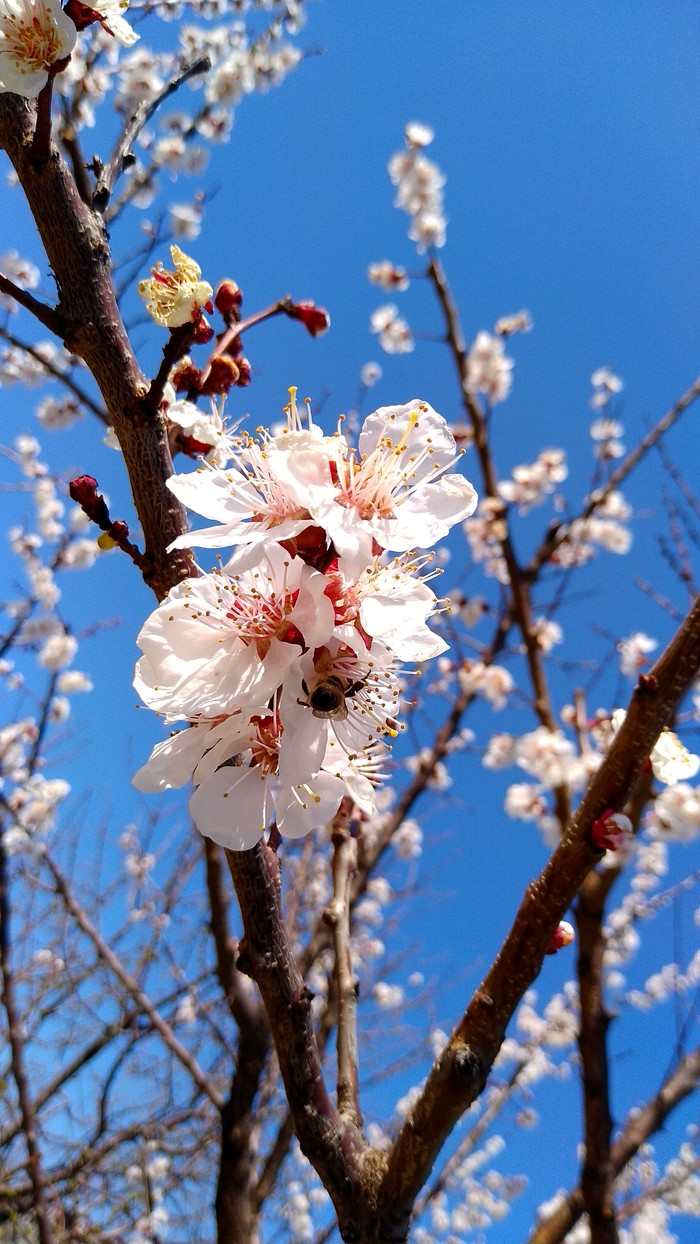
526, 1045, 700, 1244
375, 593, 700, 1235
202, 837, 272, 1244
575, 873, 618, 1244
226, 841, 383, 1241
92, 55, 211, 212
323, 804, 361, 1127
0, 326, 108, 422
0, 273, 64, 334
0, 93, 196, 601
0, 827, 56, 1244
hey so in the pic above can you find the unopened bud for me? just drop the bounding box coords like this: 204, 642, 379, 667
69, 474, 98, 507
97, 532, 118, 550
591, 809, 633, 852
171, 361, 202, 392
286, 300, 331, 337
201, 355, 240, 395
69, 475, 111, 528
190, 314, 214, 345
63, 0, 101, 31
546, 921, 575, 955
235, 356, 252, 386
214, 280, 242, 316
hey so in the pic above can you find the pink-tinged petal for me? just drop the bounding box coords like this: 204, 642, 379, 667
132, 726, 210, 792
190, 765, 269, 850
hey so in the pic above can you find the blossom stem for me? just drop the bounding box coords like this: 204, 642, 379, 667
30, 68, 61, 167
199, 299, 290, 387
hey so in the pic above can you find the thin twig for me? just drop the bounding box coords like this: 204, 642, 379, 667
527, 374, 700, 578
0, 275, 64, 335
93, 56, 211, 211
0, 825, 56, 1244
40, 847, 224, 1109
427, 254, 569, 829
0, 326, 108, 422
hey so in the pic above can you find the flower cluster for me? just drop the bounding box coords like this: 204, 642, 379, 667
388, 121, 447, 253
133, 392, 478, 849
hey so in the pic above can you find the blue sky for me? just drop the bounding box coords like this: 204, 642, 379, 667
2, 1, 700, 1238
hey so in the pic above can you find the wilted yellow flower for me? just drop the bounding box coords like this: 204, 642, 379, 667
138, 246, 213, 329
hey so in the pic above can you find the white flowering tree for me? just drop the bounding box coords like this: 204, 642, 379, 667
1, 5, 699, 1244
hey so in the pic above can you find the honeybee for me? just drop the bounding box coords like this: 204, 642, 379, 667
300, 674, 364, 720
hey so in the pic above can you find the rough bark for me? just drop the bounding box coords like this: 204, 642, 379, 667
0, 95, 195, 601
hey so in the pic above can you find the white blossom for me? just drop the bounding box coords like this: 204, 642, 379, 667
0, 0, 76, 98
37, 632, 77, 671
370, 303, 414, 354
467, 332, 513, 404
618, 632, 657, 679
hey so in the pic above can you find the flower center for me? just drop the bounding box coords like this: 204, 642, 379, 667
4, 8, 64, 71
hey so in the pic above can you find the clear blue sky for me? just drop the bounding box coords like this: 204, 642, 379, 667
2, 2, 699, 1238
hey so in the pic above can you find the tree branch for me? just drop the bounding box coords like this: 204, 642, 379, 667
575, 873, 618, 1244
526, 1045, 700, 1244
40, 847, 224, 1109
92, 56, 211, 212
0, 827, 56, 1244
0, 93, 196, 601
225, 841, 382, 1240
0, 273, 64, 334
376, 593, 700, 1231
323, 803, 361, 1127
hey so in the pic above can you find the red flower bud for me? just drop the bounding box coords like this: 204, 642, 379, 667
591, 809, 633, 852
171, 361, 202, 392
637, 673, 659, 696
287, 300, 331, 337
214, 280, 243, 316
235, 357, 252, 386
63, 0, 101, 31
69, 475, 111, 528
546, 921, 575, 955
190, 314, 214, 345
69, 474, 98, 506
200, 355, 240, 396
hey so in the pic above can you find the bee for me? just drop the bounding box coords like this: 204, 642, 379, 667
300, 674, 364, 720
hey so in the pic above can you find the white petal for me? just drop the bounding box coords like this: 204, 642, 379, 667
190, 766, 268, 849
132, 726, 209, 792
